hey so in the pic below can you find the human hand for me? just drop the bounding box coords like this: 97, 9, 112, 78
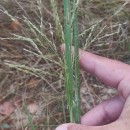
56, 45, 130, 130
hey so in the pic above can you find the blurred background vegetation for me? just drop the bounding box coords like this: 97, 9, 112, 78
0, 0, 130, 130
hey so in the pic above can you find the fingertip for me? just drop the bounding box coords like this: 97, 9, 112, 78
55, 123, 74, 130
60, 44, 65, 53
81, 115, 86, 125
81, 114, 91, 125
55, 124, 68, 130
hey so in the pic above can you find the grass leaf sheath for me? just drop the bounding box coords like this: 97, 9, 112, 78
64, 0, 80, 123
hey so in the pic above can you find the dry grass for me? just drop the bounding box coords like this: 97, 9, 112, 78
0, 0, 130, 130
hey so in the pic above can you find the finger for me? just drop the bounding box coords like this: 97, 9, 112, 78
78, 49, 130, 88
120, 96, 130, 119
81, 96, 124, 126
55, 123, 105, 130
55, 120, 130, 130
78, 48, 130, 99
61, 45, 130, 99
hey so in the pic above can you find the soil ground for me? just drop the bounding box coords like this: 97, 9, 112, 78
0, 0, 130, 130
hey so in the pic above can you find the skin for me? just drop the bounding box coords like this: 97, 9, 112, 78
56, 45, 130, 130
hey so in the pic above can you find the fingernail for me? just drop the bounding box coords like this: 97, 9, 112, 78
60, 44, 65, 52
55, 124, 68, 130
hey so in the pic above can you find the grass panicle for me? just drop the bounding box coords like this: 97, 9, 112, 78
0, 0, 129, 129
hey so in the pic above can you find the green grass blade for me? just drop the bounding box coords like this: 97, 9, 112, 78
73, 0, 80, 123
24, 103, 36, 130
64, 0, 74, 122
64, 0, 81, 123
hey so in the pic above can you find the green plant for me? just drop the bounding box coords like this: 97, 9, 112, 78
64, 0, 80, 123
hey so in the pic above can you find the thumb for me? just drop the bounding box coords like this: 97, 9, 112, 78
55, 123, 105, 130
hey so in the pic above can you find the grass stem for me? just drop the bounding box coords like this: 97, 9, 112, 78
64, 0, 80, 123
